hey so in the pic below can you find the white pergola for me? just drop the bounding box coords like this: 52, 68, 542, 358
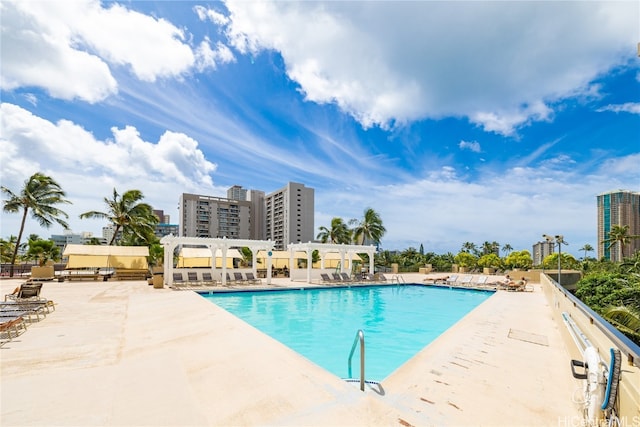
287, 242, 377, 283
159, 235, 274, 286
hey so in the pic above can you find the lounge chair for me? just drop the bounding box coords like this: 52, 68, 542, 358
233, 272, 248, 284
201, 272, 217, 286
0, 316, 27, 343
340, 272, 353, 282
172, 272, 187, 288
507, 278, 532, 292
471, 275, 488, 286
0, 306, 43, 323
459, 275, 473, 286
245, 272, 262, 285
187, 271, 202, 286
375, 273, 388, 282
445, 275, 459, 285
331, 273, 343, 282
5, 283, 44, 302
320, 273, 336, 283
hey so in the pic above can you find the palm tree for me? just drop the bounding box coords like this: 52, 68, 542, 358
317, 217, 351, 244
579, 244, 594, 260
461, 242, 477, 254
0, 236, 18, 263
352, 208, 386, 246
1, 173, 71, 276
80, 189, 157, 245
604, 225, 640, 261
502, 243, 513, 256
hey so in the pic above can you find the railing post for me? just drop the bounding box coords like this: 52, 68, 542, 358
348, 329, 365, 391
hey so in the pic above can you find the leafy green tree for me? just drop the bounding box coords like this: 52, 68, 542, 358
24, 238, 60, 266
0, 236, 18, 263
148, 242, 164, 267
602, 306, 640, 345
351, 208, 386, 246
477, 253, 502, 270
80, 189, 158, 245
454, 251, 477, 269
541, 253, 580, 270
239, 246, 253, 267
399, 247, 422, 267
1, 172, 71, 276
85, 237, 103, 245
579, 244, 594, 260
503, 250, 533, 270
317, 217, 351, 244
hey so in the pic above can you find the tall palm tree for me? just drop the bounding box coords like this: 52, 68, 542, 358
502, 243, 513, 256
352, 208, 386, 246
579, 244, 594, 260
604, 225, 640, 261
461, 242, 477, 254
80, 189, 157, 245
317, 217, 351, 244
1, 173, 71, 277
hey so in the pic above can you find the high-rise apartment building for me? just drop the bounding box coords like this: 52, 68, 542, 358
247, 189, 266, 240
265, 182, 314, 250
180, 193, 251, 239
227, 185, 247, 201
153, 209, 179, 238
532, 241, 556, 266
597, 189, 640, 262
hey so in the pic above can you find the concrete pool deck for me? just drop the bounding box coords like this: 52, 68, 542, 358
1, 273, 583, 426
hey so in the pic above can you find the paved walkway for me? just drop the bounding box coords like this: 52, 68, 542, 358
1, 274, 583, 426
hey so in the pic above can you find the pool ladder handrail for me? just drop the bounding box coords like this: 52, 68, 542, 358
391, 274, 405, 283
348, 329, 365, 391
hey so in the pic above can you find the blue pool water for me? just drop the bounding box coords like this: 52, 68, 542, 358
203, 285, 493, 381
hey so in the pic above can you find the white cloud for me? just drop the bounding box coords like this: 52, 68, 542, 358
597, 102, 640, 115
0, 1, 117, 103
316, 154, 639, 257
0, 103, 218, 236
222, 1, 637, 134
194, 5, 229, 26
195, 38, 235, 71
0, 0, 221, 102
459, 140, 481, 153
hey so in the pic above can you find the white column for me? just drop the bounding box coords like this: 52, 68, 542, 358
221, 245, 228, 286
369, 250, 375, 274
307, 250, 312, 283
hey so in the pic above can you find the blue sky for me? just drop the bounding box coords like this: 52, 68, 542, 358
1, 0, 639, 257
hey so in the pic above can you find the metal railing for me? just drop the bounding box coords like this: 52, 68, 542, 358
348, 329, 365, 391
391, 274, 405, 283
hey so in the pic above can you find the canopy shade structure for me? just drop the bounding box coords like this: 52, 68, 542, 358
159, 235, 275, 286
63, 244, 149, 269
177, 248, 242, 268
254, 251, 362, 269
287, 242, 376, 283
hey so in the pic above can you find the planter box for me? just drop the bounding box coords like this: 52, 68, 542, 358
31, 266, 55, 280
153, 275, 164, 289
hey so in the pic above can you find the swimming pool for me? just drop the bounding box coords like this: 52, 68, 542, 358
203, 285, 493, 381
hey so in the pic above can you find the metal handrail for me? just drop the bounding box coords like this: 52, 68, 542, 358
392, 274, 405, 283
348, 329, 365, 391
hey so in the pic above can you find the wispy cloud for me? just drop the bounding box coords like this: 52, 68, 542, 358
597, 102, 640, 115
459, 140, 481, 153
